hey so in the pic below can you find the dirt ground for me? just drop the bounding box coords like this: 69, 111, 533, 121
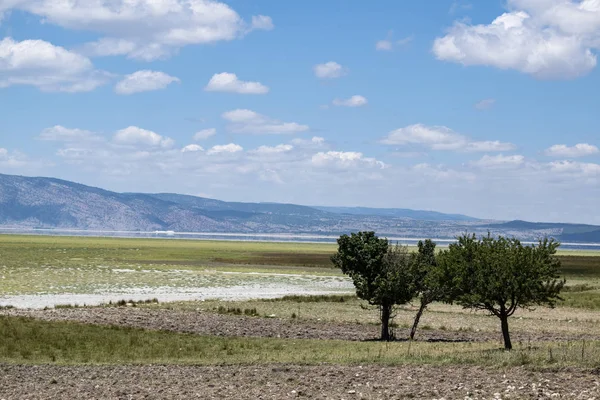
3, 307, 600, 343
1, 363, 599, 399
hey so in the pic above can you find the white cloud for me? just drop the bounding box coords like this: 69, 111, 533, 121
549, 160, 600, 175
193, 128, 217, 141
6, 0, 273, 61
291, 136, 326, 147
376, 40, 393, 51
252, 144, 294, 155
314, 62, 346, 79
39, 126, 99, 142
205, 72, 269, 94
475, 98, 496, 110
222, 109, 309, 135
381, 124, 465, 150
181, 144, 204, 153
251, 15, 274, 31
113, 126, 174, 148
380, 124, 515, 152
545, 143, 599, 158
0, 37, 109, 92
115, 70, 180, 95
332, 95, 368, 107
207, 143, 243, 155
471, 154, 526, 168
433, 6, 598, 79
0, 148, 44, 170
510, 0, 600, 36
312, 151, 385, 169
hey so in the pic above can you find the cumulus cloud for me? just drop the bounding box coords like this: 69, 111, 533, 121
548, 160, 600, 176
113, 126, 174, 148
181, 144, 204, 153
10, 124, 600, 223
314, 62, 346, 78
222, 109, 309, 135
115, 70, 180, 95
205, 72, 269, 94
193, 128, 217, 141
5, 0, 273, 61
433, 4, 599, 79
545, 143, 599, 158
332, 95, 368, 107
311, 151, 385, 169
252, 144, 294, 155
291, 136, 326, 147
0, 37, 110, 92
207, 143, 243, 155
380, 124, 515, 152
471, 154, 526, 168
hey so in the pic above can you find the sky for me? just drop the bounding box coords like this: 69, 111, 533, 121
0, 0, 599, 224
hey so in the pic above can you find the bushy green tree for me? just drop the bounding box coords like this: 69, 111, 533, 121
408, 239, 447, 340
331, 232, 415, 341
439, 234, 565, 350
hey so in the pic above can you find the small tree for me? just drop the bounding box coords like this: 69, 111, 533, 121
440, 234, 565, 350
408, 239, 446, 340
331, 232, 415, 341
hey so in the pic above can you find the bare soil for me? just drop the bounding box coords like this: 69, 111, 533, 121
3, 307, 600, 343
1, 363, 599, 399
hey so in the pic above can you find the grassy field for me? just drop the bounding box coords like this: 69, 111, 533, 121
2, 315, 600, 368
0, 234, 348, 298
1, 233, 599, 303
1, 233, 600, 370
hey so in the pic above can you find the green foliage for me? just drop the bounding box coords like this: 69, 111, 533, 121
331, 232, 390, 305
331, 232, 416, 340
443, 234, 565, 313
332, 232, 415, 307
439, 234, 566, 349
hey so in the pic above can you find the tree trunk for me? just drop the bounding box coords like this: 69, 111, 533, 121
500, 314, 512, 350
410, 300, 427, 340
380, 304, 392, 341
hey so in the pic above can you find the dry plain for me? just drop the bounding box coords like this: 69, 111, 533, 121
1, 234, 600, 399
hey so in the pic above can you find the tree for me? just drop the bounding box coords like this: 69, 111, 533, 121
331, 232, 415, 341
439, 234, 565, 350
408, 239, 446, 340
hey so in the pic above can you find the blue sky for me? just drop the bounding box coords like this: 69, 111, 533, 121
0, 0, 599, 223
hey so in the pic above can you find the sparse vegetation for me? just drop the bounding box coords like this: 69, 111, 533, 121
2, 315, 600, 368
0, 233, 599, 375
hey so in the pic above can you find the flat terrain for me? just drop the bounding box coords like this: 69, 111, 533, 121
2, 234, 600, 398
3, 364, 600, 399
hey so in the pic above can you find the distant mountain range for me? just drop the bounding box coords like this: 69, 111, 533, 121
0, 173, 599, 243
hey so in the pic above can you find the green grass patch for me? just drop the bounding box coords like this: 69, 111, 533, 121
558, 255, 600, 278
2, 316, 600, 368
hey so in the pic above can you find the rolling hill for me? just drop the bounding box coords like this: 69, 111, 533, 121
0, 173, 598, 243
